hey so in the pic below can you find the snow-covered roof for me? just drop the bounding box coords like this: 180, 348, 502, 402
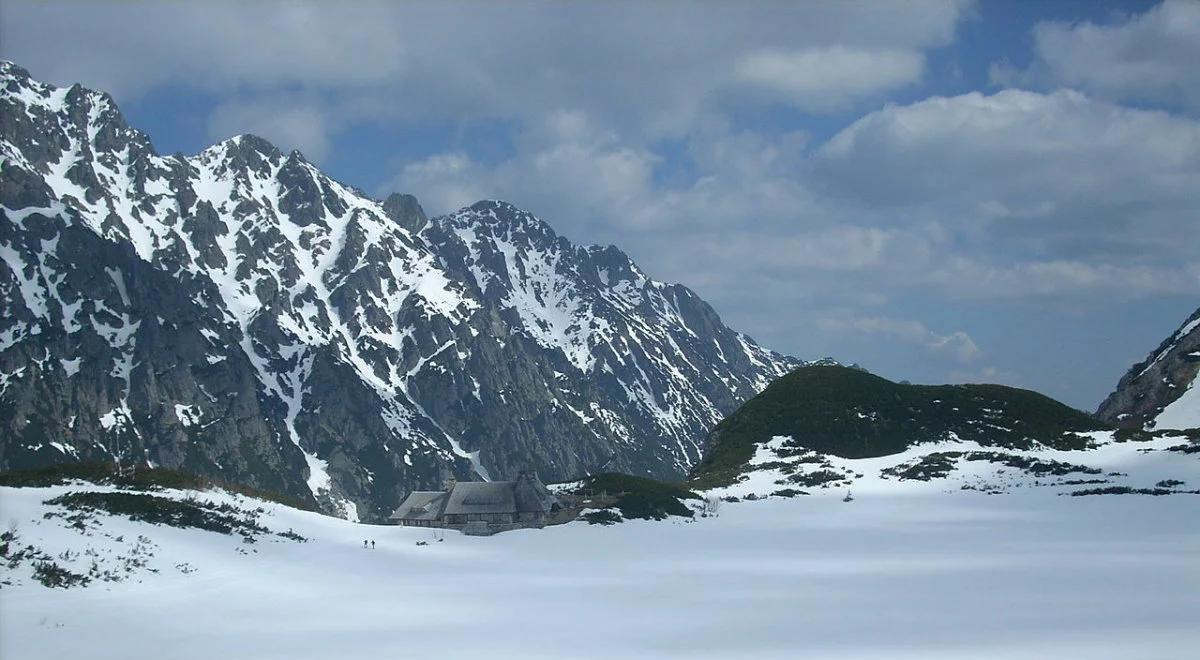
390, 491, 449, 521
443, 481, 518, 515
395, 474, 559, 519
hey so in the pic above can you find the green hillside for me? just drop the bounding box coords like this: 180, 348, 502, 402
690, 365, 1110, 489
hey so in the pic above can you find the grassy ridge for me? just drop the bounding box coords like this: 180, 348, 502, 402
0, 462, 314, 511
691, 365, 1110, 489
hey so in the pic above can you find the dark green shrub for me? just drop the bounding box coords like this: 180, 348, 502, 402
582, 510, 622, 525
787, 470, 849, 487
33, 561, 90, 588
44, 492, 278, 539
577, 473, 699, 520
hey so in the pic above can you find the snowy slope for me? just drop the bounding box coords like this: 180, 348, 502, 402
1098, 306, 1200, 431
2, 481, 1199, 659
1155, 380, 1200, 430
0, 60, 804, 520
705, 429, 1199, 501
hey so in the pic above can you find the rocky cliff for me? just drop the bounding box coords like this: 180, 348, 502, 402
1097, 307, 1200, 430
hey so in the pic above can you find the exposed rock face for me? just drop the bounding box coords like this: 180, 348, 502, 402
382, 193, 428, 234
1097, 307, 1200, 430
0, 61, 806, 520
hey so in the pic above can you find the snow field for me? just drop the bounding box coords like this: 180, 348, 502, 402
2, 483, 1198, 659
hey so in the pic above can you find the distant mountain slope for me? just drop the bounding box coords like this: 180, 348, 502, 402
0, 60, 804, 520
1097, 307, 1200, 431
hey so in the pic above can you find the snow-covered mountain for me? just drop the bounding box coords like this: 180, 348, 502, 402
0, 61, 805, 520
1097, 306, 1200, 431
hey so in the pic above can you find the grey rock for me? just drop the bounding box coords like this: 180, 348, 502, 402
1097, 307, 1200, 429
382, 193, 428, 234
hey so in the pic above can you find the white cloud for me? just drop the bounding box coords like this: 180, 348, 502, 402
819, 315, 981, 364
392, 152, 489, 215
1001, 0, 1200, 111
735, 47, 924, 112
388, 110, 660, 238
818, 89, 1199, 202
812, 89, 1200, 274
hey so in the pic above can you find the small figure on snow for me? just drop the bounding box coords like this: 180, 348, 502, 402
371, 540, 375, 549
843, 490, 854, 502
363, 539, 368, 548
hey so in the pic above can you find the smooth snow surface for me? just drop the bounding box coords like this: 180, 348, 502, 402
2, 486, 1198, 659
1154, 378, 1200, 430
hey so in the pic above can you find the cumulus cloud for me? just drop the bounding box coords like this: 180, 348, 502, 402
994, 0, 1200, 112
816, 89, 1199, 208
735, 47, 924, 112
812, 89, 1200, 277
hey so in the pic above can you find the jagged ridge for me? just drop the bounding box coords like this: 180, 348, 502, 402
0, 60, 805, 520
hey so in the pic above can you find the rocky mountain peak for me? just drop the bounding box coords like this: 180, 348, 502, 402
455, 200, 557, 239
1, 62, 807, 521
0, 59, 29, 78
382, 192, 428, 234
585, 244, 646, 287
202, 133, 284, 176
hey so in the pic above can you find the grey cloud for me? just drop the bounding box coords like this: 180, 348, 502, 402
208, 96, 335, 161
1, 0, 969, 139
998, 0, 1200, 112
388, 110, 661, 235
0, 3, 406, 99
923, 259, 1200, 300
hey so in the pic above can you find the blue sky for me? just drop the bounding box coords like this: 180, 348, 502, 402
2, 0, 1197, 409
